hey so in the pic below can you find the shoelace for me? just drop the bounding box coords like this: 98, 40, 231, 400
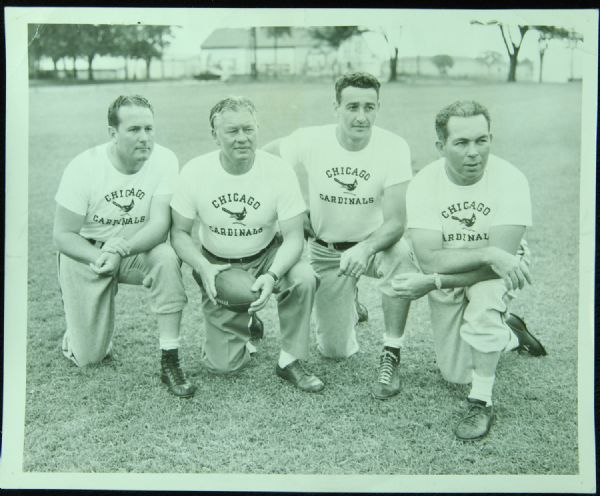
377, 351, 398, 384
164, 357, 186, 385
461, 404, 488, 426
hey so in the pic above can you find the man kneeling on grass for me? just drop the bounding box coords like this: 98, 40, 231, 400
53, 95, 195, 398
170, 96, 323, 392
388, 100, 546, 440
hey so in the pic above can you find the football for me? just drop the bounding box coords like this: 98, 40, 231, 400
214, 267, 259, 313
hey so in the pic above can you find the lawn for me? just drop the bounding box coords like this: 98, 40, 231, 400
24, 79, 581, 476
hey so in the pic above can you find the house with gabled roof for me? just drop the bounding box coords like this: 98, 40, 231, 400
199, 27, 385, 79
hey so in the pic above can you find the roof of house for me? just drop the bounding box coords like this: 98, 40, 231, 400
201, 27, 315, 49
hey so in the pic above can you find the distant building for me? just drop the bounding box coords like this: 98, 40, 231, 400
199, 27, 384, 79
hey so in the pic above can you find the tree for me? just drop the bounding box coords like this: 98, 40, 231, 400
476, 50, 504, 77
27, 24, 44, 78
265, 27, 292, 78
309, 27, 363, 76
471, 20, 531, 82
55, 25, 84, 79
250, 27, 258, 80
309, 26, 363, 49
431, 54, 454, 76
78, 25, 117, 80
376, 26, 402, 82
127, 25, 173, 80
533, 26, 580, 83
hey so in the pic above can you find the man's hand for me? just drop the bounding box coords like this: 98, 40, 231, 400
89, 251, 121, 277
101, 237, 131, 257
391, 272, 436, 299
488, 247, 532, 290
338, 242, 373, 278
197, 262, 232, 305
248, 274, 276, 314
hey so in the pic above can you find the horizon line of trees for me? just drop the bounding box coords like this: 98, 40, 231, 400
28, 23, 583, 84
28, 24, 174, 80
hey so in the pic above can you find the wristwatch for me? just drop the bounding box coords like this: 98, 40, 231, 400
267, 270, 279, 283
432, 273, 442, 290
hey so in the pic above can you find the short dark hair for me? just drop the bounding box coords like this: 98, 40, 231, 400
334, 72, 381, 104
435, 100, 491, 142
209, 96, 257, 130
107, 95, 154, 128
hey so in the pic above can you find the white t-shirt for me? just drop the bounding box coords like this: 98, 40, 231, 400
55, 143, 179, 242
406, 154, 531, 248
171, 150, 305, 258
279, 124, 412, 242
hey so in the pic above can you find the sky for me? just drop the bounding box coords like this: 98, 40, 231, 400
163, 9, 591, 62
162, 13, 588, 82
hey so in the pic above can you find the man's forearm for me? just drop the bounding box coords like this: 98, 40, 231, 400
54, 232, 101, 264
439, 266, 498, 289
126, 220, 169, 255
359, 219, 404, 255
170, 229, 210, 273
420, 246, 498, 274
266, 236, 303, 278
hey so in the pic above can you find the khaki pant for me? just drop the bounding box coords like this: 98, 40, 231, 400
59, 243, 187, 366
308, 238, 413, 358
403, 237, 529, 384
194, 239, 318, 374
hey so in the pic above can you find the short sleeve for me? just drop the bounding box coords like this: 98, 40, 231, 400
492, 170, 532, 227
154, 149, 180, 196
279, 128, 307, 167
384, 138, 413, 188
276, 163, 306, 221
55, 156, 89, 215
170, 162, 197, 220
406, 173, 441, 231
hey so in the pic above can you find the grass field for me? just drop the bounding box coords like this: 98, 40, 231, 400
24, 79, 581, 475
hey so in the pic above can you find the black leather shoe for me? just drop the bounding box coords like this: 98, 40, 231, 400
161, 350, 196, 398
276, 360, 324, 392
506, 313, 547, 356
454, 398, 495, 441
248, 314, 264, 340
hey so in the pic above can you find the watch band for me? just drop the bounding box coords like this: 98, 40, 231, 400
267, 270, 279, 283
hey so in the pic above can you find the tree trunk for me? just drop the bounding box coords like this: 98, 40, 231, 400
388, 47, 398, 82
52, 58, 59, 78
507, 51, 518, 82
538, 51, 545, 83
72, 57, 77, 79
87, 54, 95, 81
273, 35, 278, 79
250, 27, 258, 80
145, 58, 151, 80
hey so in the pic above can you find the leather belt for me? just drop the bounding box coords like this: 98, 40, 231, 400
86, 238, 105, 249
314, 238, 358, 251
202, 237, 277, 264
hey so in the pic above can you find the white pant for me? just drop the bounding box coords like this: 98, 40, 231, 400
403, 237, 529, 384
308, 238, 413, 358
59, 243, 187, 366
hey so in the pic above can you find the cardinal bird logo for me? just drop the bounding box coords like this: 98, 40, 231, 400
222, 206, 247, 224
112, 199, 135, 215
334, 177, 358, 193
451, 213, 477, 230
